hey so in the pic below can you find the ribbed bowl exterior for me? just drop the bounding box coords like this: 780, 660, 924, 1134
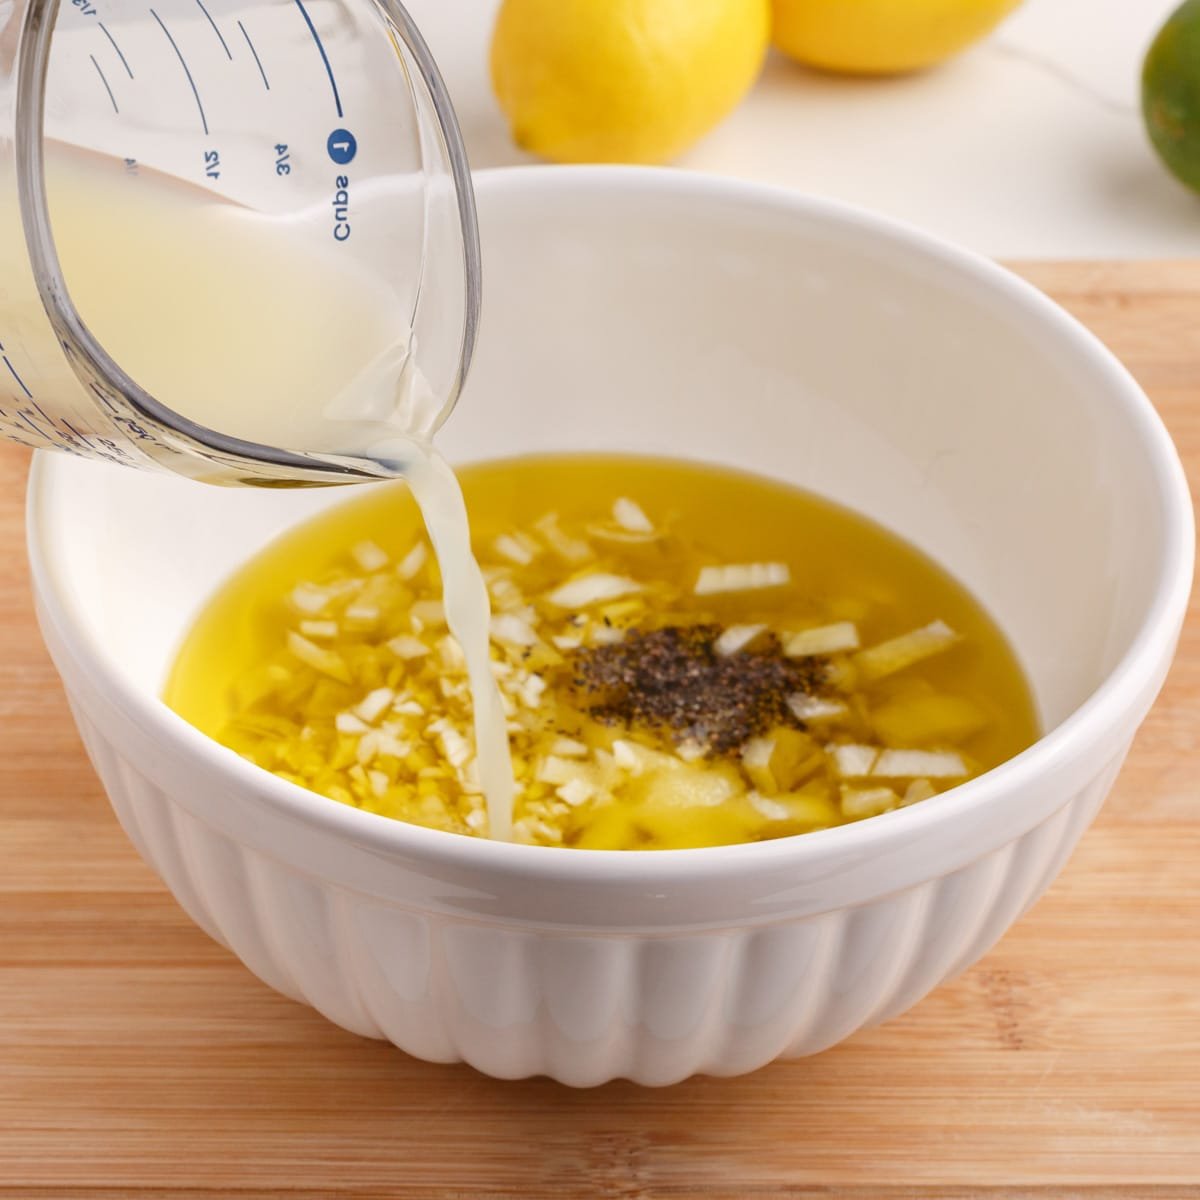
68, 700, 1119, 1087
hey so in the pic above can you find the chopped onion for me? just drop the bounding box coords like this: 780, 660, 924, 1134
831, 743, 878, 778
289, 583, 333, 616
494, 533, 535, 566
374, 733, 411, 759
534, 512, 592, 564
840, 785, 900, 819
355, 731, 381, 763
351, 540, 389, 572
854, 620, 960, 681
335, 711, 369, 735
488, 576, 525, 611
432, 723, 472, 768
588, 623, 626, 645
344, 603, 380, 627
547, 573, 642, 609
749, 792, 792, 822
715, 624, 767, 656
518, 673, 547, 708
387, 634, 429, 660
587, 524, 658, 545
612, 740, 642, 772
286, 631, 351, 683
299, 619, 338, 641
741, 736, 775, 771
489, 613, 539, 646
902, 778, 937, 806
538, 755, 582, 786
551, 737, 588, 758
612, 497, 653, 533
788, 694, 849, 723
872, 749, 967, 779
458, 758, 481, 792
785, 621, 860, 657
354, 687, 394, 725
557, 778, 596, 807
694, 562, 790, 595
437, 636, 466, 670
397, 541, 428, 581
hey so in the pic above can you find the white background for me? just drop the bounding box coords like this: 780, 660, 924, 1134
410, 0, 1199, 258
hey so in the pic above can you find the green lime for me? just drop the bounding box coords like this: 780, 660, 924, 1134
1143, 0, 1200, 194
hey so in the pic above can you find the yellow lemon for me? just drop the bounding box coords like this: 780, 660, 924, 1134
771, 0, 1023, 75
490, 0, 771, 164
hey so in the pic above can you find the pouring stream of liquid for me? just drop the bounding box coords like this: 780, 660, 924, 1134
397, 443, 515, 841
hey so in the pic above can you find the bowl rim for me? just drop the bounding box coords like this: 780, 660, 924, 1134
27, 164, 1196, 887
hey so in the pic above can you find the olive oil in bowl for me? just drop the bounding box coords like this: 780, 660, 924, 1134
165, 455, 1038, 849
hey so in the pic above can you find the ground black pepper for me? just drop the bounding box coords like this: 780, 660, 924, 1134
568, 624, 828, 755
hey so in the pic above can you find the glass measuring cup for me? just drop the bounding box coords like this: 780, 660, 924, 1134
0, 0, 479, 484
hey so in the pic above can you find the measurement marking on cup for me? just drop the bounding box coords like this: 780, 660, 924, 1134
2, 355, 33, 399
90, 55, 119, 114
293, 0, 343, 118
61, 419, 89, 445
150, 9, 209, 135
16, 410, 48, 440
238, 21, 269, 90
97, 23, 134, 78
194, 0, 232, 60
90, 382, 120, 414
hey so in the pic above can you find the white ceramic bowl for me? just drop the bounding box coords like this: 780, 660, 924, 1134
28, 169, 1193, 1087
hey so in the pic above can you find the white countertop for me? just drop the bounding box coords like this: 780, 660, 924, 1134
412, 0, 1200, 259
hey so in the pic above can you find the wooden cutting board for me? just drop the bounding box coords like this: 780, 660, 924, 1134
0, 262, 1197, 1199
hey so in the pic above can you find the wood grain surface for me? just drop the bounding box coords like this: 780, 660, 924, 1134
1, 262, 1197, 1198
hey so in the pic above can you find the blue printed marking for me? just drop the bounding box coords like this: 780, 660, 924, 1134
194, 0, 232, 60
150, 9, 209, 135
3, 356, 33, 399
327, 129, 356, 164
30, 399, 55, 427
98, 22, 134, 78
293, 0, 343, 117
90, 382, 120, 413
17, 411, 47, 440
238, 20, 269, 90
90, 54, 119, 114
62, 419, 89, 444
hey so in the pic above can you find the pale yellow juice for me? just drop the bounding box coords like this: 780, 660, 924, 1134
0, 145, 424, 456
